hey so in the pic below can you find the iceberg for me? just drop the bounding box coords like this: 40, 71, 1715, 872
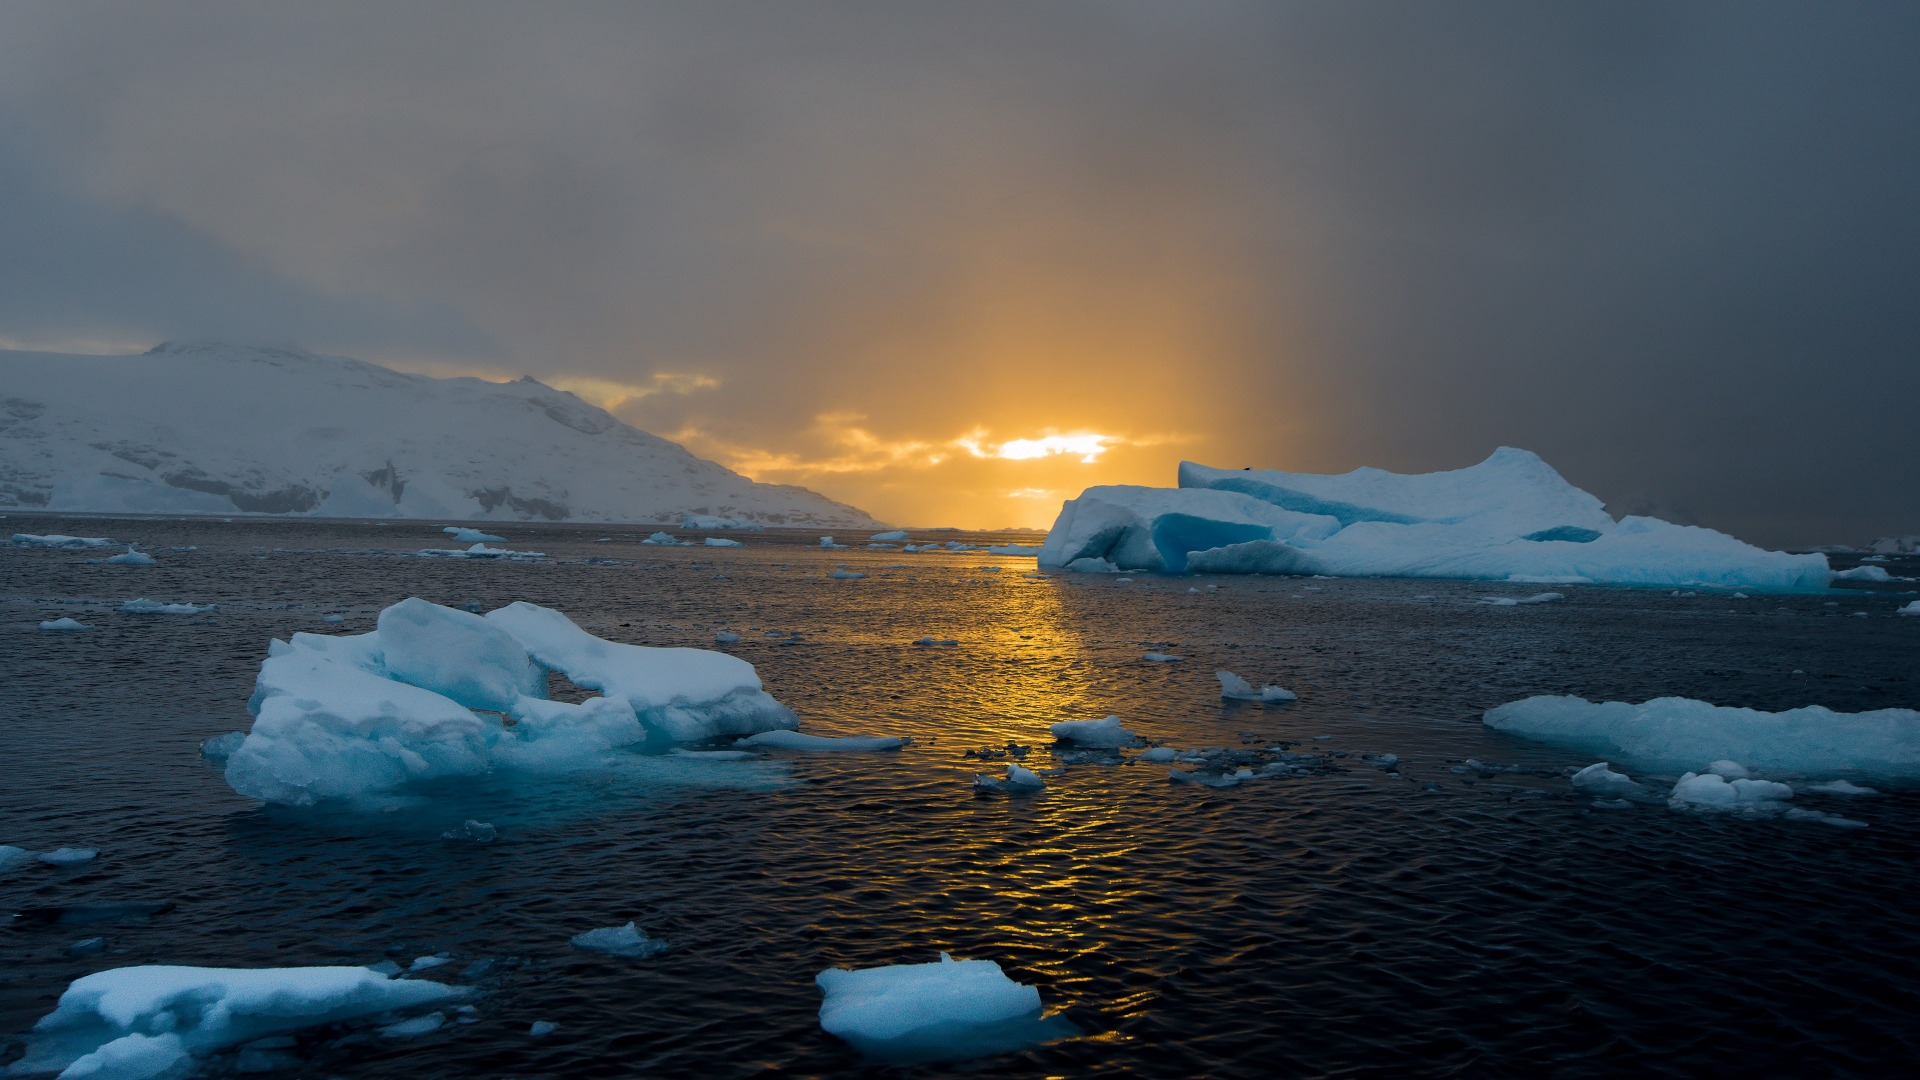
221, 598, 796, 804
1485, 696, 1920, 781
815, 954, 1066, 1062
443, 526, 508, 543
15, 965, 460, 1079
119, 599, 215, 615
1048, 716, 1142, 748
1039, 448, 1832, 591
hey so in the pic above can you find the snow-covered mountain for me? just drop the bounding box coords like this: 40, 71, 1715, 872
0, 343, 880, 527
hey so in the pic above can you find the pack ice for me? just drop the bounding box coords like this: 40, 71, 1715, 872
15, 964, 460, 1079
816, 954, 1067, 1062
1038, 447, 1831, 590
220, 598, 797, 804
1485, 696, 1920, 781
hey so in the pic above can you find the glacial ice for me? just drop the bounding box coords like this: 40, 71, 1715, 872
1485, 696, 1920, 780
1039, 448, 1832, 590
870, 530, 909, 542
737, 730, 906, 751
38, 618, 93, 632
105, 547, 156, 566
703, 537, 745, 547
12, 533, 116, 548
220, 598, 796, 804
443, 527, 508, 543
569, 922, 668, 958
119, 599, 214, 615
1049, 716, 1142, 747
816, 954, 1058, 1060
17, 965, 460, 1078
1216, 670, 1296, 703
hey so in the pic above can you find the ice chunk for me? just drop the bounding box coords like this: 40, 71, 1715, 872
1783, 807, 1869, 829
1668, 772, 1794, 808
1049, 716, 1141, 747
1898, 600, 1920, 616
105, 547, 157, 566
1136, 747, 1179, 763
1807, 779, 1879, 796
530, 1020, 560, 1036
1480, 592, 1564, 606
829, 568, 867, 579
1570, 762, 1645, 798
1834, 565, 1894, 582
119, 599, 215, 615
870, 530, 910, 542
816, 954, 1058, 1060
703, 537, 744, 547
819, 536, 848, 548
1215, 670, 1297, 703
441, 820, 498, 843
974, 764, 1046, 792
640, 531, 684, 545
570, 922, 668, 958
381, 1012, 445, 1037
39, 617, 93, 632
38, 847, 99, 866
409, 955, 452, 972
377, 597, 543, 712
714, 631, 741, 643
1040, 449, 1831, 591
912, 637, 959, 647
986, 544, 1042, 556
1063, 556, 1119, 573
1142, 652, 1183, 662
1, 845, 32, 871
12, 533, 116, 547
1484, 696, 1920, 780
1705, 760, 1750, 779
737, 730, 907, 752
18, 965, 460, 1077
416, 542, 545, 559
443, 527, 508, 543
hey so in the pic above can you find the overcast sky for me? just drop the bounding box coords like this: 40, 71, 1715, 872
2, 1, 1915, 544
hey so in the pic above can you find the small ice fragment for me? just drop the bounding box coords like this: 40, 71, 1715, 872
1898, 600, 1920, 616
12, 533, 116, 548
38, 617, 93, 632
1215, 670, 1297, 703
1142, 652, 1183, 662
669, 748, 759, 760
714, 631, 741, 643
1783, 808, 1869, 829
703, 537, 745, 547
1570, 762, 1644, 798
737, 730, 907, 752
640, 531, 683, 545
1136, 747, 1178, 763
409, 955, 452, 972
380, 1012, 445, 1038
106, 547, 157, 566
1479, 592, 1562, 606
911, 637, 959, 647
320, 614, 345, 623
1834, 565, 1893, 582
530, 1020, 560, 1036
200, 732, 246, 763
120, 598, 214, 615
68, 937, 108, 956
1807, 779, 1879, 796
570, 922, 668, 958
870, 530, 910, 542
38, 847, 99, 866
1, 845, 33, 871
442, 821, 497, 843
975, 764, 1047, 793
829, 568, 867, 579
819, 536, 847, 548
444, 527, 508, 543
366, 961, 403, 977
816, 953, 1049, 1055
1048, 716, 1141, 748
1704, 760, 1750, 779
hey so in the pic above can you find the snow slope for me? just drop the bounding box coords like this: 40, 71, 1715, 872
0, 343, 878, 526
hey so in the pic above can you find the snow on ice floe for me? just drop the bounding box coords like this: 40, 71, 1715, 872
974, 764, 1047, 793
38, 617, 93, 632
816, 954, 1069, 1062
104, 546, 156, 566
442, 526, 508, 543
1216, 670, 1296, 703
1049, 716, 1142, 748
119, 598, 215, 615
14, 965, 461, 1079
1485, 696, 1920, 781
219, 598, 797, 805
570, 922, 669, 958
737, 730, 907, 752
1038, 447, 1832, 591
12, 533, 117, 548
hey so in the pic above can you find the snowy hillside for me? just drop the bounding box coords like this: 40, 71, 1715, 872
0, 343, 879, 526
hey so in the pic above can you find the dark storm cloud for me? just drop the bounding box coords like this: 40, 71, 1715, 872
0, 1, 1913, 544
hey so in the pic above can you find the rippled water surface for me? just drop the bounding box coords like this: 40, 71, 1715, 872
4, 516, 1918, 1078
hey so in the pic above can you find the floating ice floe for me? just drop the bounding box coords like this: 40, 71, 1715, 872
714, 631, 741, 643
1898, 600, 1920, 616
1142, 652, 1183, 662
219, 598, 797, 804
986, 544, 1042, 556
0, 845, 32, 871
683, 514, 765, 530
1569, 762, 1647, 800
737, 730, 907, 751
443, 526, 508, 543
1833, 565, 1895, 582
570, 922, 668, 958
703, 537, 745, 548
1807, 779, 1880, 796
119, 598, 215, 615
417, 542, 545, 560
105, 546, 156, 566
1049, 716, 1142, 748
829, 568, 866, 579
530, 1020, 560, 1036
870, 530, 910, 542
38, 617, 93, 632
1485, 695, 1920, 781
819, 536, 848, 549
974, 764, 1047, 793
1039, 447, 1832, 591
640, 531, 685, 545
1216, 670, 1296, 703
1479, 592, 1563, 606
15, 965, 461, 1078
38, 847, 99, 866
12, 533, 116, 548
816, 953, 1068, 1063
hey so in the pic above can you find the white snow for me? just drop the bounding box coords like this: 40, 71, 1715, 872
443, 527, 507, 543
119, 599, 214, 615
1485, 695, 1920, 780
870, 530, 909, 542
1039, 448, 1831, 591
1216, 670, 1297, 703
12, 533, 115, 548
18, 965, 460, 1078
38, 617, 93, 632
37, 847, 99, 866
0, 343, 876, 526
1049, 716, 1142, 747
737, 730, 907, 752
816, 954, 1046, 1051
104, 547, 156, 566
974, 764, 1047, 792
569, 922, 668, 958
221, 598, 795, 804
703, 537, 745, 547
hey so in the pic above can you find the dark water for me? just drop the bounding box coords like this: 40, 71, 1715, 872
3, 515, 1918, 1078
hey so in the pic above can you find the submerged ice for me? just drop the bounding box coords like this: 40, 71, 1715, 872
1038, 448, 1831, 590
221, 598, 797, 804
